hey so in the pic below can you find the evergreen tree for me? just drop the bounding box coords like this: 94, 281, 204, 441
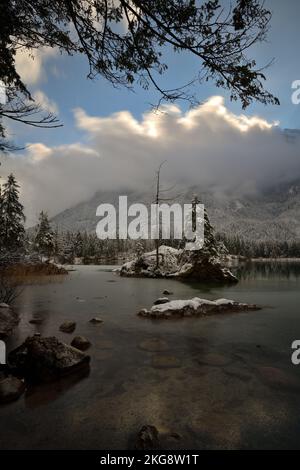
187, 195, 220, 257
74, 231, 84, 258
1, 174, 25, 251
34, 211, 54, 259
0, 184, 4, 247
60, 231, 75, 264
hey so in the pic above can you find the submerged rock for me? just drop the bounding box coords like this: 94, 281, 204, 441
71, 336, 91, 351
0, 307, 19, 338
151, 355, 181, 369
0, 374, 25, 404
8, 335, 90, 382
134, 425, 160, 450
138, 297, 261, 319
139, 338, 169, 352
59, 321, 76, 333
132, 425, 182, 450
257, 366, 300, 390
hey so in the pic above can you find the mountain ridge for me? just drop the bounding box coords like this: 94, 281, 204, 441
51, 181, 300, 242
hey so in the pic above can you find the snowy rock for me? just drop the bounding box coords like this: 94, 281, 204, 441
71, 336, 91, 351
174, 250, 238, 283
0, 374, 25, 404
8, 335, 90, 382
153, 297, 169, 305
120, 246, 180, 278
120, 245, 237, 283
59, 321, 76, 333
138, 297, 261, 319
0, 308, 19, 338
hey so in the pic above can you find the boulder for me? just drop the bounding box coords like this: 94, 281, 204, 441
0, 307, 19, 338
120, 246, 179, 278
175, 250, 238, 283
29, 317, 43, 325
134, 425, 160, 450
138, 297, 261, 319
153, 297, 169, 305
8, 335, 90, 382
120, 245, 238, 283
59, 321, 76, 333
0, 374, 25, 403
163, 290, 173, 295
89, 317, 103, 324
71, 336, 91, 351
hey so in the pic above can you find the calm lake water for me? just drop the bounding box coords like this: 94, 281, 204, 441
1, 261, 300, 450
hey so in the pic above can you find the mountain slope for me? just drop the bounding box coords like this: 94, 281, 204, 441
51, 182, 300, 242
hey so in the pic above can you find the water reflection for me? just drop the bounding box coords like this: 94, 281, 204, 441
233, 260, 300, 280
1, 262, 300, 450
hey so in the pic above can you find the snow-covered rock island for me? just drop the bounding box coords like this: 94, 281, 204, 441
120, 245, 237, 283
138, 297, 261, 319
120, 202, 238, 283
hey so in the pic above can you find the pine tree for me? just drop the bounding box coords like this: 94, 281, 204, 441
34, 211, 54, 259
74, 231, 83, 258
61, 231, 75, 264
186, 195, 220, 257
1, 174, 25, 251
0, 184, 4, 248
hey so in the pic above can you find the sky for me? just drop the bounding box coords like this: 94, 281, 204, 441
2, 0, 300, 226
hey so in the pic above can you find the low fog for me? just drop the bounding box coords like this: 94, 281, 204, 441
2, 96, 300, 226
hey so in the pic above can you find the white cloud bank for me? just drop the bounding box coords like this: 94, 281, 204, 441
32, 90, 59, 115
2, 96, 300, 226
15, 47, 57, 86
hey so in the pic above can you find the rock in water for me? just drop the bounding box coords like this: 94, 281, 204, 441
120, 246, 179, 278
29, 317, 43, 325
163, 290, 173, 295
138, 298, 261, 319
120, 245, 237, 283
176, 250, 238, 283
153, 297, 169, 305
0, 307, 19, 338
59, 321, 76, 333
134, 425, 160, 450
0, 374, 25, 403
8, 335, 90, 382
71, 336, 91, 351
89, 317, 103, 324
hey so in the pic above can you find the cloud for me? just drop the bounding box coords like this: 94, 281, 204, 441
2, 96, 300, 226
15, 47, 57, 86
32, 90, 59, 115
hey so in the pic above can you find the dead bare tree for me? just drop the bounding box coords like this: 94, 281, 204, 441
153, 161, 180, 269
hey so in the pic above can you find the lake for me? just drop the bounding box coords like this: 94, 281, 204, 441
1, 261, 300, 450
